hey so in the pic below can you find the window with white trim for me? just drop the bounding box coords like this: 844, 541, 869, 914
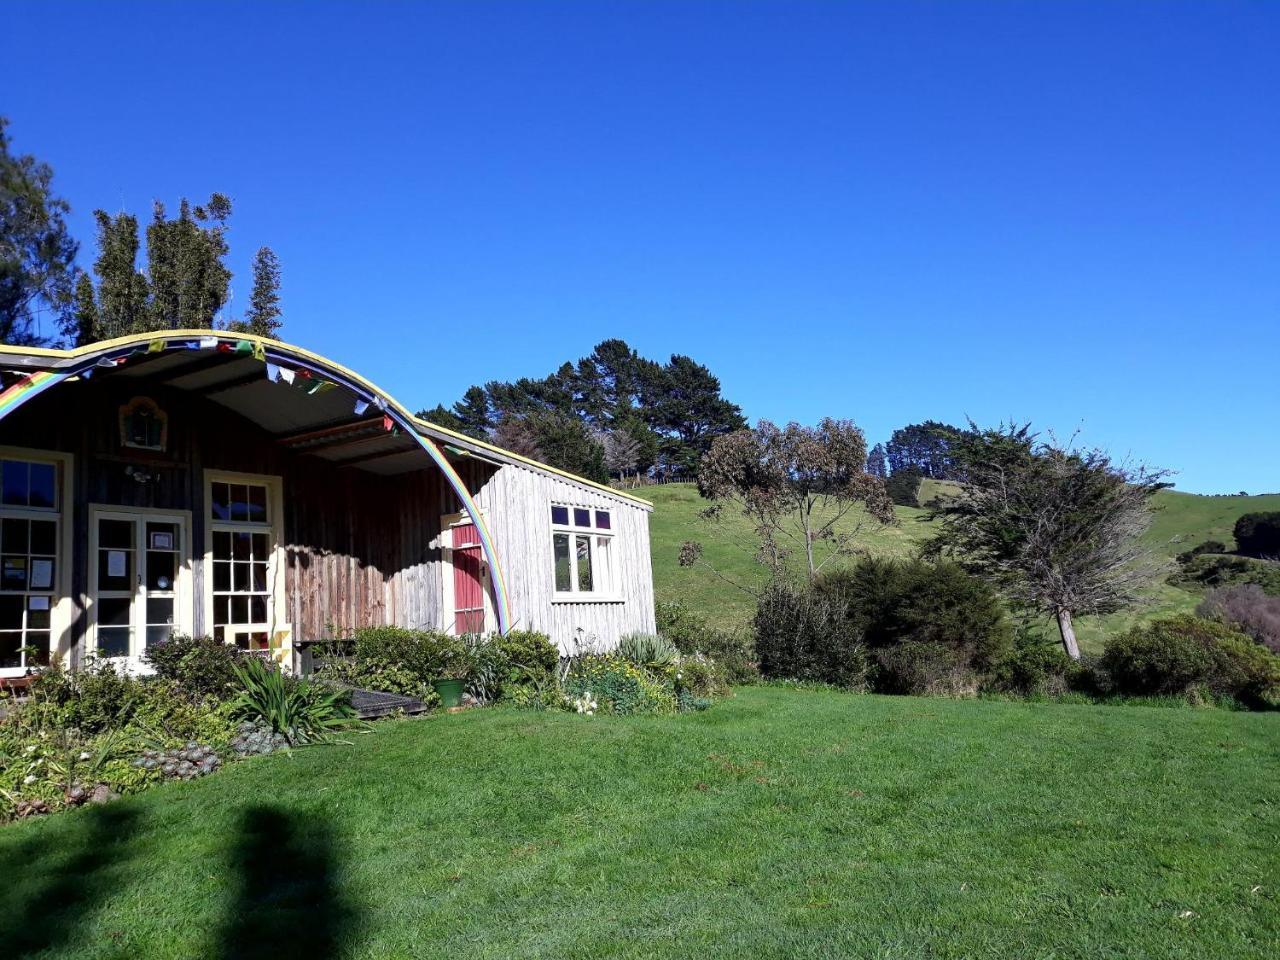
550, 504, 615, 599
0, 458, 60, 671
209, 479, 275, 650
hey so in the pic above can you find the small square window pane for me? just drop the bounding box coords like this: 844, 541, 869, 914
231, 595, 249, 624
246, 484, 268, 523
146, 552, 176, 591
98, 597, 132, 627
2, 461, 28, 506
232, 484, 250, 522
213, 530, 231, 560
551, 505, 569, 526
553, 533, 571, 592
211, 482, 231, 521
146, 522, 177, 549
2, 518, 28, 554
213, 561, 230, 592
0, 632, 20, 668
99, 519, 133, 549
29, 463, 55, 509
26, 633, 50, 666
595, 511, 611, 530
0, 596, 24, 630
213, 595, 229, 626
573, 508, 591, 528
252, 562, 268, 591
27, 603, 51, 630
30, 520, 55, 555
97, 627, 129, 658
146, 597, 173, 626
2, 556, 27, 590
98, 550, 131, 592
146, 626, 172, 649
250, 595, 267, 623
576, 535, 593, 592
233, 563, 249, 591
251, 533, 269, 560
232, 532, 251, 560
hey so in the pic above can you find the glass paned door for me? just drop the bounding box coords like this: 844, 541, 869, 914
92, 512, 185, 663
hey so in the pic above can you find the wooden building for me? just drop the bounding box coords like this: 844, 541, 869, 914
0, 332, 655, 678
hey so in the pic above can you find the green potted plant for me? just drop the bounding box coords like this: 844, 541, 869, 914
430, 637, 472, 708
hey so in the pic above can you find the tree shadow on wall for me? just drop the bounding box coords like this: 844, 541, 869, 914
0, 803, 141, 957
216, 804, 358, 960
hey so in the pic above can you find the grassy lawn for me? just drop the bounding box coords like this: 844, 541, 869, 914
2, 688, 1277, 959
646, 483, 1280, 652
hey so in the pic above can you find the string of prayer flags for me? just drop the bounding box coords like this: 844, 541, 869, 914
277, 367, 296, 385
198, 336, 219, 350
96, 356, 124, 368
265, 362, 280, 382
252, 342, 266, 362
382, 414, 395, 433
353, 398, 370, 416
147, 339, 167, 354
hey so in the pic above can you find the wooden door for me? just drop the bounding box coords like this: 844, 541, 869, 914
451, 523, 485, 635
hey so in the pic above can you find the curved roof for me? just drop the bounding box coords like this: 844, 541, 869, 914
0, 329, 652, 510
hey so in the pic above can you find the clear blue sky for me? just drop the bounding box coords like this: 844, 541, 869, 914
4, 1, 1277, 493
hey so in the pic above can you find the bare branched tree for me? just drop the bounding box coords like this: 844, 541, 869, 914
926, 423, 1170, 659
492, 415, 543, 460
691, 419, 896, 584
598, 428, 641, 482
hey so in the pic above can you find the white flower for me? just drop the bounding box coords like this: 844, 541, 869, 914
23, 774, 36, 785
79, 751, 91, 761
24, 744, 37, 754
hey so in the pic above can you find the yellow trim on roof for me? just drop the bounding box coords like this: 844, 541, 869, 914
0, 331, 654, 508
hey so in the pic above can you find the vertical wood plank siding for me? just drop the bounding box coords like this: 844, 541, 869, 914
0, 375, 655, 657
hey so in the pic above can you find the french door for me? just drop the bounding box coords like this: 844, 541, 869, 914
90, 509, 188, 666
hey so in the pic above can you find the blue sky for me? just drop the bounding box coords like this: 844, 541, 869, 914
3, 1, 1276, 493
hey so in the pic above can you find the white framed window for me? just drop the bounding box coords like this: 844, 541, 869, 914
204, 472, 283, 651
550, 503, 618, 602
0, 455, 64, 673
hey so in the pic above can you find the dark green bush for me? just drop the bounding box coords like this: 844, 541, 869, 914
1174, 540, 1228, 564
754, 559, 1012, 695
1234, 512, 1280, 558
656, 600, 757, 683
885, 469, 923, 508
493, 629, 559, 684
993, 628, 1074, 695
753, 580, 870, 689
1100, 615, 1280, 707
143, 634, 242, 698
30, 660, 145, 733
1169, 553, 1280, 595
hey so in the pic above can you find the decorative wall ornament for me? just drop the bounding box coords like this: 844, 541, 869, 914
119, 397, 168, 451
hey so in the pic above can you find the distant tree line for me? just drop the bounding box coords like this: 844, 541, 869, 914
419, 339, 745, 484
1, 116, 283, 347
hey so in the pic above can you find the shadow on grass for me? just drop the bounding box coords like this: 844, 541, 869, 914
0, 804, 140, 957
217, 804, 357, 960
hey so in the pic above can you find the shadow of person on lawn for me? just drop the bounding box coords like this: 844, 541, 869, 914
216, 804, 357, 960
0, 803, 141, 957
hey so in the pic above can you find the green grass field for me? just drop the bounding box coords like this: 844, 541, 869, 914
644, 482, 1280, 651
2, 687, 1277, 959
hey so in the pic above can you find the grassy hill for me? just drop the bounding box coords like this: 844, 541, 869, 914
643, 482, 1280, 651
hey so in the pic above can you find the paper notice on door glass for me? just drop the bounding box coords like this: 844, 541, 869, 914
30, 559, 53, 589
29, 596, 50, 611
107, 550, 127, 577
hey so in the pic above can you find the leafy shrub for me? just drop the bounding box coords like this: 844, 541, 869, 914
231, 658, 359, 744
27, 660, 146, 733
617, 632, 679, 671
1169, 553, 1280, 595
885, 469, 923, 508
492, 629, 560, 689
1175, 540, 1228, 564
1100, 615, 1280, 707
143, 634, 242, 698
754, 579, 870, 689
657, 601, 757, 683
563, 654, 678, 716
873, 640, 977, 696
1235, 512, 1280, 558
674, 652, 730, 699
993, 628, 1074, 695
1198, 585, 1280, 654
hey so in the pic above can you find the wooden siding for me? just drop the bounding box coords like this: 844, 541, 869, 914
0, 373, 655, 658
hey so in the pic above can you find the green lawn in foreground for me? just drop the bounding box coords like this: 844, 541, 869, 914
3, 688, 1277, 959
645, 483, 1280, 652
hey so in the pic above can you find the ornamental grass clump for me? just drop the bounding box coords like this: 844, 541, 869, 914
230, 657, 360, 744
563, 655, 678, 716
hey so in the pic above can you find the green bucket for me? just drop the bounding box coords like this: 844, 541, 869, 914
432, 678, 465, 708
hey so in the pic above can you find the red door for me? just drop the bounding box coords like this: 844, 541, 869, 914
452, 523, 485, 635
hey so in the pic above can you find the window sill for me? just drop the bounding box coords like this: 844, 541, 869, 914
552, 594, 625, 605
